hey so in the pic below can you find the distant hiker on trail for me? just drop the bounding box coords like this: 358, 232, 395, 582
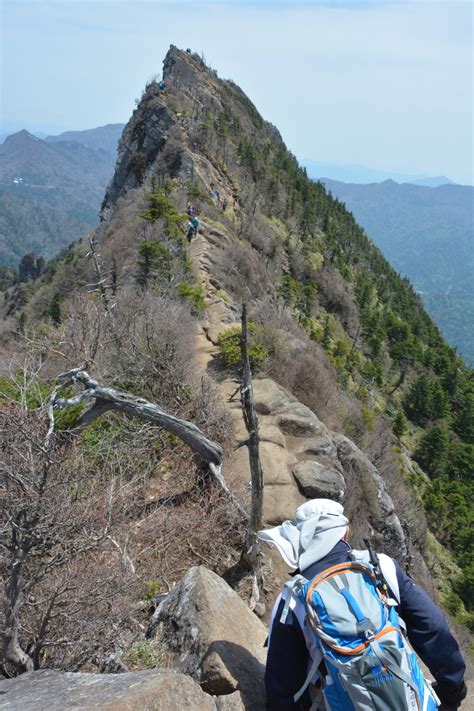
222, 197, 228, 211
259, 499, 467, 711
187, 202, 196, 217
210, 181, 215, 190
186, 217, 199, 242
213, 187, 220, 204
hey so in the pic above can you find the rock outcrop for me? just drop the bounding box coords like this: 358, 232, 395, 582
0, 668, 218, 711
217, 378, 406, 557
148, 566, 267, 710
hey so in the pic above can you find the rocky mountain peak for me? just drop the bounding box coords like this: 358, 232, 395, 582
101, 44, 279, 217
4, 128, 40, 145
162, 44, 206, 83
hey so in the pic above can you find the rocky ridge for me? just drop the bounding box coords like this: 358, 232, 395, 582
3, 45, 471, 708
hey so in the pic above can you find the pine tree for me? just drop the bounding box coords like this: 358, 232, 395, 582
414, 426, 450, 477
393, 410, 407, 439
321, 316, 332, 351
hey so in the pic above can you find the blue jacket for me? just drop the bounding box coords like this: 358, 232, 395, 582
265, 540, 466, 710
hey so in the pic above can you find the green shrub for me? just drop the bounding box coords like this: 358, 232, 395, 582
136, 242, 172, 288
361, 405, 376, 431
186, 182, 212, 204
393, 410, 407, 439
178, 281, 206, 314
217, 323, 272, 370
143, 581, 161, 600
123, 642, 163, 670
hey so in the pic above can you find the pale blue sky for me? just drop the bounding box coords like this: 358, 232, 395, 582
1, 0, 472, 183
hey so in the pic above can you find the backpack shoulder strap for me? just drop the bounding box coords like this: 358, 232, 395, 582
377, 553, 400, 604
351, 549, 400, 603
276, 575, 323, 703
280, 574, 306, 624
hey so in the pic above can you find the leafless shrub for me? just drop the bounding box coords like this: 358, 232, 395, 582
317, 264, 359, 336
0, 390, 243, 678
0, 405, 139, 677
216, 241, 274, 302
22, 289, 199, 415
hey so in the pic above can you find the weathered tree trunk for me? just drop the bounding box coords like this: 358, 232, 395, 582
50, 369, 223, 466
86, 235, 110, 312
3, 561, 34, 673
239, 304, 264, 609
45, 369, 251, 517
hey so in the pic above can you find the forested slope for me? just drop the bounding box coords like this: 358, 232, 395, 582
0, 130, 116, 267
322, 177, 474, 365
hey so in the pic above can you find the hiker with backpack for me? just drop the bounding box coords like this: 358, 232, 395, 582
186, 217, 199, 242
259, 499, 467, 711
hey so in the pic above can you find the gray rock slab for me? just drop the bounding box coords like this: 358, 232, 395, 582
252, 379, 297, 415
298, 436, 336, 458
260, 441, 295, 486
0, 668, 216, 711
276, 413, 321, 437
215, 690, 246, 710
292, 461, 346, 502
333, 433, 406, 556
263, 484, 306, 525
151, 566, 267, 710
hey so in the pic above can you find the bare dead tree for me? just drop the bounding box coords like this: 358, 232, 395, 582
0, 406, 120, 676
48, 368, 223, 465
46, 369, 251, 520
238, 303, 264, 609
85, 235, 111, 313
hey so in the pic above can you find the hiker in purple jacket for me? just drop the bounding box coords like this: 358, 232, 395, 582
259, 499, 467, 711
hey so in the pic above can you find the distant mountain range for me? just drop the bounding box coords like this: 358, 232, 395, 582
45, 123, 124, 156
302, 159, 456, 187
321, 178, 474, 365
0, 126, 122, 267
2, 122, 471, 365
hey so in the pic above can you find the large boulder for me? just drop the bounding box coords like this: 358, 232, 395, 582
0, 668, 217, 711
149, 566, 267, 710
292, 461, 346, 502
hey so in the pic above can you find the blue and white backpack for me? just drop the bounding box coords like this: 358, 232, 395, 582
278, 550, 440, 710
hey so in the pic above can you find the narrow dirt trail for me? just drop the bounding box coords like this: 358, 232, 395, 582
187, 221, 238, 373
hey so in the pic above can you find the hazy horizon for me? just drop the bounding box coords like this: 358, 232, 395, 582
1, 1, 472, 184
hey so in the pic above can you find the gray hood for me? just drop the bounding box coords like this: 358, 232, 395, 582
258, 498, 348, 570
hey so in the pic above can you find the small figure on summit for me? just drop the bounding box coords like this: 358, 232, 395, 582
260, 499, 467, 711
158, 80, 167, 90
